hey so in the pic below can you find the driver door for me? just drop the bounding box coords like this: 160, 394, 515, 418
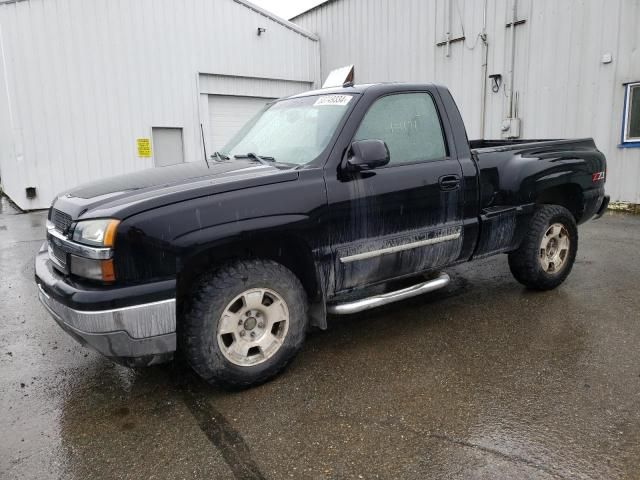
324, 91, 464, 293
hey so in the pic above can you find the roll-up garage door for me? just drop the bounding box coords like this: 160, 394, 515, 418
208, 95, 273, 152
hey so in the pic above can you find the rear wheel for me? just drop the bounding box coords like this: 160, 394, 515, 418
508, 205, 578, 290
181, 259, 308, 388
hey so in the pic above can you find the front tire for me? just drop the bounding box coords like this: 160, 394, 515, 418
181, 259, 308, 388
508, 205, 578, 290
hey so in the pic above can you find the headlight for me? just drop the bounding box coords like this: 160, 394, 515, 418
69, 219, 119, 282
72, 219, 120, 247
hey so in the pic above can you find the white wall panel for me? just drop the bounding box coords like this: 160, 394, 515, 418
294, 0, 640, 203
0, 0, 320, 209
0, 21, 15, 190
199, 74, 312, 98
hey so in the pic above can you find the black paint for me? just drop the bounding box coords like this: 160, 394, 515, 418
37, 82, 608, 340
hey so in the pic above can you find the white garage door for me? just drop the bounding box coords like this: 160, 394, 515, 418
208, 95, 273, 152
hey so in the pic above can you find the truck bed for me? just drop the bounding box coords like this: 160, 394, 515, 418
468, 136, 603, 233
469, 138, 593, 152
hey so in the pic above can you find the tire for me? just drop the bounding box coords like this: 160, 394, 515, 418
181, 259, 308, 389
508, 205, 578, 290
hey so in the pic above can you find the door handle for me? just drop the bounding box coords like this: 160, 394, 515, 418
439, 175, 460, 191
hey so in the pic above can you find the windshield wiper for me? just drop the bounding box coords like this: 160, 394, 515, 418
234, 153, 275, 166
211, 151, 230, 162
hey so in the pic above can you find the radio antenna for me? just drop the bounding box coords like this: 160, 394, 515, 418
200, 123, 210, 168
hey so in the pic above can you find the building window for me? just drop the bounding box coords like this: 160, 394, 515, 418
621, 82, 640, 147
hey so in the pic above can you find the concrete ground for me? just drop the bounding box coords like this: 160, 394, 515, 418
1, 196, 639, 480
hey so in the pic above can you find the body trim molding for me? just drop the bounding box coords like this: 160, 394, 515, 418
339, 231, 462, 264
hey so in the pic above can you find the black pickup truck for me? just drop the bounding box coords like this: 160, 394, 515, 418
36, 83, 609, 387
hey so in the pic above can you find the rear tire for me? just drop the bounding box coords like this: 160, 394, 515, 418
508, 205, 578, 290
181, 259, 308, 389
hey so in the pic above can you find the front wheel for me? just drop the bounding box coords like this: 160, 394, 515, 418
181, 259, 308, 388
508, 205, 578, 290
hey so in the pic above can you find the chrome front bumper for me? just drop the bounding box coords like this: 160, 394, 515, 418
38, 283, 176, 365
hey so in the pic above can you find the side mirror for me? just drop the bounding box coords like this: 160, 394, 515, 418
346, 139, 390, 170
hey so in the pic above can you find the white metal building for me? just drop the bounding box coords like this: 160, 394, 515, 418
0, 0, 320, 209
293, 0, 640, 204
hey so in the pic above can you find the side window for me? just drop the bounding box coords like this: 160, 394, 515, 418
353, 93, 447, 164
622, 82, 640, 146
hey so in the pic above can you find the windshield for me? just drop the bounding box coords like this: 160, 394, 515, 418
221, 94, 355, 166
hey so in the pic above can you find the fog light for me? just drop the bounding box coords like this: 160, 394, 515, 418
70, 255, 115, 282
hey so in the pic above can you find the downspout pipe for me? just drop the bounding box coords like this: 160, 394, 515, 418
446, 0, 453, 57
508, 0, 518, 118
479, 0, 489, 139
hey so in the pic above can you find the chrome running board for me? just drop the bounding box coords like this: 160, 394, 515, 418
327, 272, 450, 315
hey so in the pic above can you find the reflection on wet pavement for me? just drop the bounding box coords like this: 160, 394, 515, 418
1, 208, 639, 479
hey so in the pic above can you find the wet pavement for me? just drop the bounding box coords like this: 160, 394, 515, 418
1, 197, 640, 479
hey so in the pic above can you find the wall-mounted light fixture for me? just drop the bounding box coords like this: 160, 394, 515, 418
257, 27, 266, 36
25, 187, 37, 199
489, 74, 502, 93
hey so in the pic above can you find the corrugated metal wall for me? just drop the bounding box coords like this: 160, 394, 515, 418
294, 0, 640, 203
0, 0, 320, 209
0, 21, 14, 193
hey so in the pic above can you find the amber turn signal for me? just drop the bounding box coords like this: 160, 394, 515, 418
101, 259, 116, 282
103, 220, 120, 247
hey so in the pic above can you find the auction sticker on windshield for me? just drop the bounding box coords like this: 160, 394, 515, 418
314, 95, 352, 107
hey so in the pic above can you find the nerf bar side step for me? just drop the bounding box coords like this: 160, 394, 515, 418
327, 272, 450, 315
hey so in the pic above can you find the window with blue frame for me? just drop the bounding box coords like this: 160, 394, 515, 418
621, 82, 640, 147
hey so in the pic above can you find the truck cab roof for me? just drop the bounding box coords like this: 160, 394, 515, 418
288, 82, 442, 98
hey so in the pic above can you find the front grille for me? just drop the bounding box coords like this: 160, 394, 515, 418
51, 209, 72, 233
50, 242, 66, 265
47, 240, 69, 274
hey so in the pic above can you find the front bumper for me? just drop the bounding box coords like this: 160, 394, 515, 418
35, 244, 176, 366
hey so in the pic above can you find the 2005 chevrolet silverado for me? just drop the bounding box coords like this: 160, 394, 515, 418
36, 83, 609, 387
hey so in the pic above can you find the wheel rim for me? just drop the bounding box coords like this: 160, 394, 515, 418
216, 288, 289, 366
539, 223, 570, 274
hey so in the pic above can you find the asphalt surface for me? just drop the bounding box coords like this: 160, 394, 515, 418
1, 196, 639, 479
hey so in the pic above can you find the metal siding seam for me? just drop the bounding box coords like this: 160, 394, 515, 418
0, 18, 14, 131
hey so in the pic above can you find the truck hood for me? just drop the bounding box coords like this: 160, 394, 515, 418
52, 160, 299, 220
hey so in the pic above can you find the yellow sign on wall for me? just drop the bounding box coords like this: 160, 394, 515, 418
136, 138, 152, 158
